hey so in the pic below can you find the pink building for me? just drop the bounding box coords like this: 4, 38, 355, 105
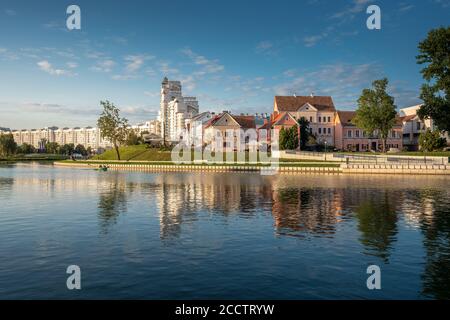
334, 111, 403, 152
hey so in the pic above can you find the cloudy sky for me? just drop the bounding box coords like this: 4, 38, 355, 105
0, 0, 449, 129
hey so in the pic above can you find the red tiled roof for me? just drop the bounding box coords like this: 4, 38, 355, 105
337, 110, 404, 127
230, 115, 256, 128
399, 114, 417, 122
204, 113, 256, 129
275, 96, 335, 112
337, 111, 356, 126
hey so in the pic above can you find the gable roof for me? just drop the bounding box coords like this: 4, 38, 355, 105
204, 112, 256, 129
336, 111, 356, 127
231, 115, 256, 128
275, 96, 335, 113
337, 110, 404, 128
399, 114, 418, 122
272, 112, 297, 126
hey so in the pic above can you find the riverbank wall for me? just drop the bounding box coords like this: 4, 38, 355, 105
54, 161, 450, 175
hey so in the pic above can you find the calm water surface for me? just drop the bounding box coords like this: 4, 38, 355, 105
0, 163, 449, 299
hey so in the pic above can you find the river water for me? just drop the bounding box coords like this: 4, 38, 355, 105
0, 162, 449, 299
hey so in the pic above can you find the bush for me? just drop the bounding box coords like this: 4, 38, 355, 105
419, 129, 447, 151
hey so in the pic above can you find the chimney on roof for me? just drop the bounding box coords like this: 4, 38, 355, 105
293, 93, 297, 98
310, 92, 314, 97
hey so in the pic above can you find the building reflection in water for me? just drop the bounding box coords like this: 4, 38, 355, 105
3, 164, 450, 299
415, 189, 450, 299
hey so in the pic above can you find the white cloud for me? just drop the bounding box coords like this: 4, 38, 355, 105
37, 60, 74, 76
304, 34, 327, 47
256, 41, 273, 52
91, 59, 116, 72
181, 48, 224, 74
66, 62, 78, 69
5, 9, 16, 16
111, 74, 137, 81
158, 61, 179, 76
273, 63, 385, 107
399, 3, 415, 11
331, 0, 371, 19
124, 54, 153, 73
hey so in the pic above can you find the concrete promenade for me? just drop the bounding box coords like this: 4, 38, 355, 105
54, 161, 450, 175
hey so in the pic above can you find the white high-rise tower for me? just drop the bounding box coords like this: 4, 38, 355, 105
159, 77, 199, 142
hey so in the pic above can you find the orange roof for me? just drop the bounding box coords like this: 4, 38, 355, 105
399, 114, 417, 122
275, 96, 335, 112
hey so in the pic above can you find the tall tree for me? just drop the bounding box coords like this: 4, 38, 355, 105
97, 101, 129, 160
17, 143, 35, 154
0, 134, 17, 157
353, 78, 397, 153
75, 144, 88, 156
45, 142, 60, 154
297, 117, 311, 149
416, 27, 450, 132
60, 143, 75, 156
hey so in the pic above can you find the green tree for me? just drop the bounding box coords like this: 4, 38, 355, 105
126, 130, 142, 146
45, 142, 60, 154
416, 27, 450, 132
279, 126, 299, 150
419, 129, 447, 152
0, 134, 17, 157
17, 143, 35, 154
97, 101, 129, 160
75, 144, 87, 156
297, 117, 311, 149
60, 143, 75, 155
353, 78, 397, 153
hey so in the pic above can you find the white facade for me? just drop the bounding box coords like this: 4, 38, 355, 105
2, 127, 112, 149
399, 104, 449, 149
160, 77, 199, 142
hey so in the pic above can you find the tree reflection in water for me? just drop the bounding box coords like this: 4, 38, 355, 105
418, 189, 450, 299
354, 191, 398, 263
97, 173, 129, 233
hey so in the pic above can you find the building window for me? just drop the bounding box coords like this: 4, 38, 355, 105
416, 122, 421, 130
310, 116, 313, 122
355, 130, 360, 138
309, 128, 313, 134
328, 128, 331, 135
347, 130, 352, 138
318, 128, 322, 134
327, 116, 331, 122
318, 117, 321, 123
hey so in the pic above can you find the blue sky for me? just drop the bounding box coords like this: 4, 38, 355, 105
0, 0, 449, 129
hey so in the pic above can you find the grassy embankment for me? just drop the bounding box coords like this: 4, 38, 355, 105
0, 154, 68, 162
336, 151, 450, 157
64, 145, 339, 168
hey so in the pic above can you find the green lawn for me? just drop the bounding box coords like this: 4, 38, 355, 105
94, 145, 334, 163
0, 154, 68, 162
93, 145, 172, 161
